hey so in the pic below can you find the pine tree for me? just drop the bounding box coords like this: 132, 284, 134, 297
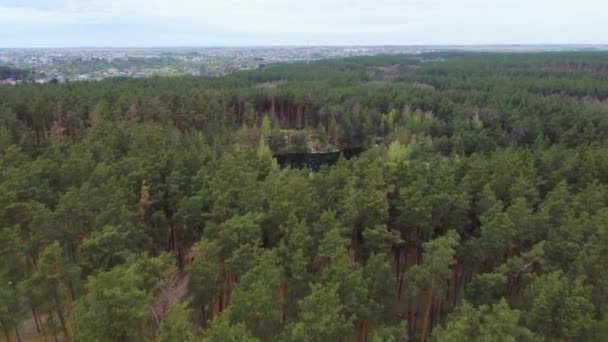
407, 231, 460, 342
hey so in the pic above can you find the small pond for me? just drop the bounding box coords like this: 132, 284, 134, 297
274, 148, 364, 171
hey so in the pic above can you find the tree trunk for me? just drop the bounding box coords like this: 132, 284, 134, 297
436, 297, 443, 328
279, 281, 287, 324
453, 269, 460, 307
29, 254, 38, 270
56, 310, 70, 342
421, 289, 434, 342
40, 319, 49, 342
408, 297, 417, 340
398, 272, 404, 300
67, 283, 76, 306
42, 120, 48, 138
171, 224, 183, 269
349, 224, 359, 262
33, 311, 49, 342
4, 329, 11, 342
31, 308, 41, 333
431, 295, 442, 332
14, 327, 21, 342
357, 320, 369, 342
394, 248, 400, 291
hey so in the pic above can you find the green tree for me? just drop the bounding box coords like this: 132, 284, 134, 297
205, 314, 260, 342
363, 253, 399, 327
187, 242, 221, 326
431, 299, 537, 342
0, 228, 27, 341
407, 231, 460, 342
465, 272, 507, 306
288, 283, 352, 342
227, 252, 282, 340
523, 271, 595, 340
157, 302, 196, 342
319, 228, 368, 333
369, 323, 407, 342
72, 265, 151, 342
23, 242, 79, 342
81, 225, 132, 273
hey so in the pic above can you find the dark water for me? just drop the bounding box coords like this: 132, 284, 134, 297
274, 148, 364, 171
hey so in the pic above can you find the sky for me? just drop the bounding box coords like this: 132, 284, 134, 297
1, 0, 607, 47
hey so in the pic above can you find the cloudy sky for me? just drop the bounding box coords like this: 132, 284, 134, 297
1, 0, 607, 47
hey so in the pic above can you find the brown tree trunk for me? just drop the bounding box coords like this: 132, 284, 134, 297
31, 308, 41, 333
435, 297, 443, 328
357, 320, 369, 342
67, 283, 75, 306
40, 325, 49, 342
270, 97, 276, 116
421, 290, 434, 342
279, 281, 287, 324
349, 224, 359, 262
42, 120, 48, 138
453, 269, 460, 307
29, 254, 38, 270
224, 272, 231, 310
408, 297, 417, 340
38, 313, 49, 342
4, 329, 11, 342
171, 224, 183, 269
56, 310, 70, 342
398, 272, 404, 300
211, 292, 219, 318
431, 296, 442, 331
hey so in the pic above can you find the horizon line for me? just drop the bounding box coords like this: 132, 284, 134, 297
2, 43, 608, 50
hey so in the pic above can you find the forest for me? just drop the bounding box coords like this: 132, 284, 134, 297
0, 67, 29, 81
1, 52, 608, 341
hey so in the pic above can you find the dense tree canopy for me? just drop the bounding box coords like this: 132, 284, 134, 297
1, 52, 608, 341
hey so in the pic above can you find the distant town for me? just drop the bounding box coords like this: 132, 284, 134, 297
2, 45, 608, 85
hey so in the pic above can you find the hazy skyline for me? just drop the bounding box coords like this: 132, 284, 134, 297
2, 0, 607, 47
